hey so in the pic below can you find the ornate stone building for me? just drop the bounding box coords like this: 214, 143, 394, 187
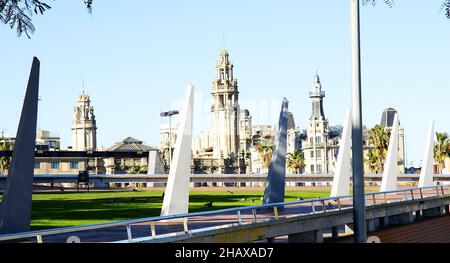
104, 137, 159, 174
239, 110, 252, 154
191, 49, 247, 174
211, 49, 241, 161
302, 72, 340, 174
71, 92, 97, 151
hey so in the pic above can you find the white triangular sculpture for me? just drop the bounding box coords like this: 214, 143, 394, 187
161, 84, 194, 216
330, 107, 352, 197
419, 121, 435, 188
380, 113, 399, 192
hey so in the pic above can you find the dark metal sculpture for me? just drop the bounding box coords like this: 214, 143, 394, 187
263, 97, 289, 205
0, 57, 40, 234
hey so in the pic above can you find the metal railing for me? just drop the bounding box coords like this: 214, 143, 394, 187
0, 185, 448, 243
1, 174, 449, 184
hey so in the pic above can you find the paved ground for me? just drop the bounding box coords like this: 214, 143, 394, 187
3, 188, 435, 243
338, 214, 450, 243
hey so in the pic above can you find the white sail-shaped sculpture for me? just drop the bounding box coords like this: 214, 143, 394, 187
380, 113, 399, 192
161, 84, 194, 217
419, 121, 435, 188
330, 108, 352, 197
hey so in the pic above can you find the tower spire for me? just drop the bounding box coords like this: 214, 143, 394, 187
309, 70, 325, 119
304, 70, 329, 175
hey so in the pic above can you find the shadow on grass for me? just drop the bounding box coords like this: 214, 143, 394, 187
27, 190, 329, 230
31, 199, 163, 220
190, 194, 262, 203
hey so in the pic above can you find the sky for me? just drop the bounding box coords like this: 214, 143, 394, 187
1, 0, 449, 167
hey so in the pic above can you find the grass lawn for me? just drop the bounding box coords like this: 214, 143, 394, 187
1, 188, 330, 230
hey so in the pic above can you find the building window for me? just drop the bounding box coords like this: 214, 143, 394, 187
317, 164, 323, 174
310, 165, 315, 173
315, 136, 321, 144
310, 150, 314, 158
34, 162, 40, 169
310, 137, 313, 145
316, 149, 322, 158
48, 141, 57, 149
51, 162, 59, 169
70, 162, 79, 169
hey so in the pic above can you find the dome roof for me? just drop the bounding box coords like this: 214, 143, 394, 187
241, 109, 250, 117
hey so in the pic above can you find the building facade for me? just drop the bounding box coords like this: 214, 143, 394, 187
302, 72, 340, 174
159, 123, 178, 169
105, 137, 158, 174
211, 49, 241, 161
71, 92, 97, 151
36, 129, 60, 151
190, 49, 247, 174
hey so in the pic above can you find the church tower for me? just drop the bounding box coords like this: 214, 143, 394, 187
304, 71, 330, 174
211, 49, 240, 160
71, 92, 97, 151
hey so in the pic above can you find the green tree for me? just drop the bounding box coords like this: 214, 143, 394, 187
1, 0, 93, 37
287, 150, 305, 174
363, 0, 450, 19
365, 125, 391, 173
365, 150, 379, 173
0, 138, 11, 174
254, 139, 274, 171
3, 1, 449, 38
434, 132, 450, 174
128, 164, 148, 175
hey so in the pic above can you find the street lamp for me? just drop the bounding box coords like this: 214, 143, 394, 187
350, 0, 367, 243
160, 110, 179, 167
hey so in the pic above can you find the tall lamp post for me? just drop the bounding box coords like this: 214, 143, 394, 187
160, 110, 179, 167
350, 0, 367, 243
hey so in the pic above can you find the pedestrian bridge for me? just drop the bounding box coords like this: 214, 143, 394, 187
0, 185, 449, 243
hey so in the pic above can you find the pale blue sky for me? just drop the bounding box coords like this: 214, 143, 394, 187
1, 0, 449, 167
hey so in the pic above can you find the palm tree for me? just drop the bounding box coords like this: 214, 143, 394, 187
254, 139, 274, 172
287, 150, 305, 174
0, 139, 11, 174
365, 125, 391, 173
128, 164, 148, 175
434, 132, 450, 174
365, 150, 380, 173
